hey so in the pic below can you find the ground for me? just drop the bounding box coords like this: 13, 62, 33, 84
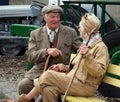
0, 54, 120, 102
0, 54, 27, 86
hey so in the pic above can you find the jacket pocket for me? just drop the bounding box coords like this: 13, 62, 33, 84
62, 41, 72, 54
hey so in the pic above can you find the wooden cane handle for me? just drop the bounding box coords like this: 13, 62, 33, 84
43, 54, 64, 72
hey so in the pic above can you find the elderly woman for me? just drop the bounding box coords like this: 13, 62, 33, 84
4, 13, 109, 102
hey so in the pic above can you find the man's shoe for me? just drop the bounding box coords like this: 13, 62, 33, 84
3, 94, 30, 102
3, 99, 17, 102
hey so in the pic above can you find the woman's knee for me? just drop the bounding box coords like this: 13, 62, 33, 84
18, 78, 30, 89
18, 78, 34, 94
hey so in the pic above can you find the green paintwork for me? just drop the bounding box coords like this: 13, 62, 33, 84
11, 24, 39, 37
110, 50, 120, 65
27, 61, 33, 71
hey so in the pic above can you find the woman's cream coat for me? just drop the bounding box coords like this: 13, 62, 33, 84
60, 38, 109, 87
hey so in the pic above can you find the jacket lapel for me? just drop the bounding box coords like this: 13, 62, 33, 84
41, 26, 50, 48
56, 25, 66, 48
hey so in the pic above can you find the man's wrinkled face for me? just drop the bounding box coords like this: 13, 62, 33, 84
44, 12, 60, 30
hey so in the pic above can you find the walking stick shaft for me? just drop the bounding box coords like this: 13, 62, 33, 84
62, 55, 82, 102
43, 55, 51, 72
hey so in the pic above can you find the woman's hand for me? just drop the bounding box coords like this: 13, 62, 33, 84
79, 44, 89, 55
48, 64, 59, 72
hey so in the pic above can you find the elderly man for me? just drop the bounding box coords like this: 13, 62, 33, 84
17, 4, 81, 102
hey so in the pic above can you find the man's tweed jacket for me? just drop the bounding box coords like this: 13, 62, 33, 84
25, 24, 81, 79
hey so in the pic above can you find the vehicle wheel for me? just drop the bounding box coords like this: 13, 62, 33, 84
61, 20, 79, 34
0, 46, 26, 56
60, 5, 88, 25
99, 29, 120, 98
18, 47, 26, 56
105, 19, 115, 33
0, 50, 3, 55
102, 29, 120, 65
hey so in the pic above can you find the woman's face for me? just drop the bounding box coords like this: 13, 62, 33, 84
78, 22, 86, 40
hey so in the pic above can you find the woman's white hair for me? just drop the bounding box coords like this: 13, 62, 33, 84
80, 13, 101, 34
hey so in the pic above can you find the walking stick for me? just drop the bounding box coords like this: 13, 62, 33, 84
43, 55, 51, 72
43, 54, 64, 72
62, 28, 96, 102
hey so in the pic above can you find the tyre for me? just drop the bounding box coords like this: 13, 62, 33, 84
0, 46, 26, 56
102, 29, 120, 58
99, 29, 120, 98
60, 5, 88, 27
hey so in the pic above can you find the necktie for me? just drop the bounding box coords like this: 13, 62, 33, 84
49, 31, 55, 42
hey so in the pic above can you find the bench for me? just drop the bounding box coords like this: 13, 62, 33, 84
61, 63, 120, 102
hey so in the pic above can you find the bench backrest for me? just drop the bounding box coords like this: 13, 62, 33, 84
102, 63, 120, 88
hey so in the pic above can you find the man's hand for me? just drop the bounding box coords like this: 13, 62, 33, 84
46, 48, 64, 58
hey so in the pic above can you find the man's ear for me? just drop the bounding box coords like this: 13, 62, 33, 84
43, 16, 47, 22
43, 14, 48, 22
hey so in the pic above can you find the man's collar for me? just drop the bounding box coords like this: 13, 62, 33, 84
46, 25, 59, 35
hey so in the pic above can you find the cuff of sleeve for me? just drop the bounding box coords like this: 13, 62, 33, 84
45, 48, 49, 58
58, 64, 68, 72
58, 64, 65, 71
82, 51, 89, 58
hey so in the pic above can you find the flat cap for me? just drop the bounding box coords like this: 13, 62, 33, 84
42, 5, 63, 15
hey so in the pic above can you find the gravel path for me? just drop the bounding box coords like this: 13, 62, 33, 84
0, 54, 27, 100
0, 55, 27, 86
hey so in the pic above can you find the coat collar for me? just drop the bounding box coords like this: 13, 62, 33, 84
40, 26, 50, 48
83, 33, 100, 46
89, 37, 102, 48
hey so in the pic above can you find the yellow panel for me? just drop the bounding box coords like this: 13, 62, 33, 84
88, 97, 106, 102
62, 96, 106, 102
77, 97, 94, 102
65, 96, 82, 102
107, 64, 120, 76
103, 76, 120, 88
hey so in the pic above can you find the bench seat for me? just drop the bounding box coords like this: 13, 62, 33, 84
61, 95, 106, 102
